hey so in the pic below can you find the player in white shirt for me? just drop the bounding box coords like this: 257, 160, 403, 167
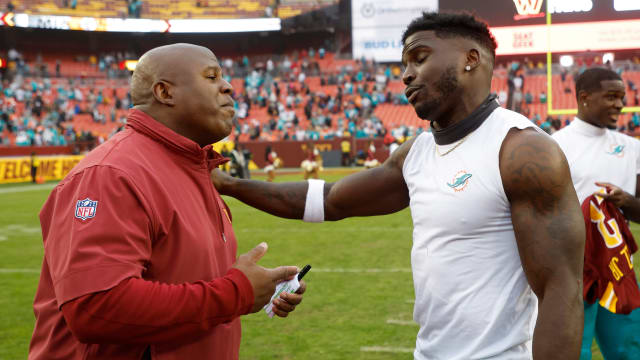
552, 67, 640, 360
212, 12, 584, 359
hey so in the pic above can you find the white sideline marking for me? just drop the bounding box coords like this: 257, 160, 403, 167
2, 224, 40, 234
313, 268, 411, 273
0, 224, 42, 242
237, 226, 411, 233
0, 183, 57, 194
405, 299, 415, 304
361, 346, 414, 353
0, 268, 411, 274
0, 267, 412, 275
0, 269, 40, 273
386, 319, 419, 326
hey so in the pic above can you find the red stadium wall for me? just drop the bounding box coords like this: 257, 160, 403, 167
1, 139, 389, 169
242, 138, 388, 168
0, 146, 75, 157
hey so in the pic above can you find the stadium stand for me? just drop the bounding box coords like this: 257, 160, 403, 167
0, 0, 339, 19
3, 46, 640, 150
276, 0, 338, 19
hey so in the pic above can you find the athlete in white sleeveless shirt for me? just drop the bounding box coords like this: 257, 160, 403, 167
404, 104, 541, 359
212, 13, 585, 360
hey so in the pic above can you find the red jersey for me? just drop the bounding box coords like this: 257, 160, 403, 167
29, 109, 253, 359
267, 152, 275, 165
581, 195, 640, 314
366, 149, 375, 161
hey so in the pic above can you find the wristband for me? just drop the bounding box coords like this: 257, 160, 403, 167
303, 179, 325, 223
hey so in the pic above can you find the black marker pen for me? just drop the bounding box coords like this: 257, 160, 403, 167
298, 264, 312, 280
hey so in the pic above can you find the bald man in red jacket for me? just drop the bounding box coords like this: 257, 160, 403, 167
29, 44, 305, 360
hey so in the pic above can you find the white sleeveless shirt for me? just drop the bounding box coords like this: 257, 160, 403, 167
402, 107, 540, 360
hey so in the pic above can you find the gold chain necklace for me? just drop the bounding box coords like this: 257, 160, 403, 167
435, 132, 473, 157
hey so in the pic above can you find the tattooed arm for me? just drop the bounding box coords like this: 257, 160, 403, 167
500, 128, 584, 360
212, 138, 415, 221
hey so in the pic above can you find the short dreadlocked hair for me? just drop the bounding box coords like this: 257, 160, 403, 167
575, 67, 622, 102
402, 12, 497, 64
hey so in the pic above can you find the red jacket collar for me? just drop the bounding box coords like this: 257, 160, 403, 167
126, 108, 228, 170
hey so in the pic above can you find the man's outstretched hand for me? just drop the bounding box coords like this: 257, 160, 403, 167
233, 242, 303, 315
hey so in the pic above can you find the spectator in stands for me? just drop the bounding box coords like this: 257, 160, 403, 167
497, 89, 507, 105
632, 112, 640, 129
6, 1, 14, 12
539, 91, 547, 104
531, 113, 541, 124
524, 91, 533, 105
132, 0, 139, 17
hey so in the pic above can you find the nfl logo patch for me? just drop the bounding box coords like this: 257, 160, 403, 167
75, 198, 98, 221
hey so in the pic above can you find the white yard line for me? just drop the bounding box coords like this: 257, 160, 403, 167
0, 269, 40, 273
360, 346, 414, 353
386, 319, 419, 326
236, 227, 411, 233
313, 268, 411, 273
0, 267, 411, 275
0, 183, 57, 194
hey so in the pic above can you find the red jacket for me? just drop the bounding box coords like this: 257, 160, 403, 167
581, 195, 640, 314
30, 109, 253, 360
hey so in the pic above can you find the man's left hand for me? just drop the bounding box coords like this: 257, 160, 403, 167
271, 280, 306, 318
594, 182, 634, 208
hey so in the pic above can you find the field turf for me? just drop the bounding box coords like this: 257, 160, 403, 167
0, 170, 638, 359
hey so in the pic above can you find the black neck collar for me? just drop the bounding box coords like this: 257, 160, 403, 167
432, 94, 499, 145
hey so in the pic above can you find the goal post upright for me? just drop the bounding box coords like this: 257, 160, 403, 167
545, 1, 640, 116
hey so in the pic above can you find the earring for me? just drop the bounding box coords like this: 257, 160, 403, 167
583, 103, 587, 107
465, 65, 471, 71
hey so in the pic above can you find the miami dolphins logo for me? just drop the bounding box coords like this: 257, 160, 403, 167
447, 170, 472, 192
607, 144, 625, 157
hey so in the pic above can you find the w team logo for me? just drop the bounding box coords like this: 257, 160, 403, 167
513, 0, 544, 15
75, 198, 98, 220
447, 170, 472, 192
607, 144, 625, 157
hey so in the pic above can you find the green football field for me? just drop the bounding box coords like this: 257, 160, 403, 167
1, 170, 638, 360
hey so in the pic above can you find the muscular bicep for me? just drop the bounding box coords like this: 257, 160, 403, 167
500, 128, 584, 297
324, 138, 414, 220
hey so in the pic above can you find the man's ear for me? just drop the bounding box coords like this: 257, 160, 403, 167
577, 90, 590, 106
465, 48, 481, 71
151, 80, 175, 106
